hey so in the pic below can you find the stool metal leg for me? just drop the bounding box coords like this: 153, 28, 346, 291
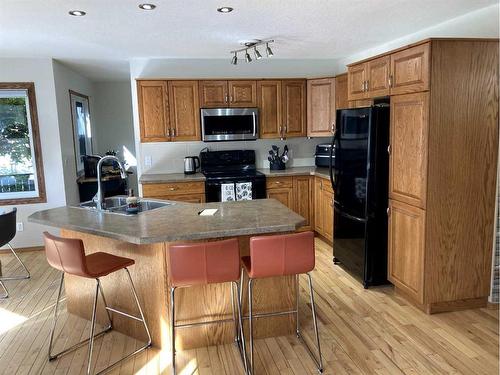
0, 243, 30, 281
230, 281, 238, 343
233, 280, 248, 374
0, 280, 7, 299
295, 274, 300, 337
170, 286, 176, 375
247, 278, 254, 375
86, 279, 100, 375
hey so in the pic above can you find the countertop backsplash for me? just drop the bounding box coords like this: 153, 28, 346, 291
139, 137, 327, 174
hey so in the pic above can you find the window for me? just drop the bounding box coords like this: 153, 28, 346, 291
0, 83, 46, 205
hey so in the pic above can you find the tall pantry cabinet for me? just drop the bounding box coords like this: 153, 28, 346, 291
350, 39, 499, 313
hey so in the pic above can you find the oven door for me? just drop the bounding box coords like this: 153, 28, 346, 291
205, 176, 266, 202
201, 108, 259, 142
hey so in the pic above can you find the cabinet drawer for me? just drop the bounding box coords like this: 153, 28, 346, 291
154, 193, 205, 203
142, 181, 205, 197
266, 176, 293, 189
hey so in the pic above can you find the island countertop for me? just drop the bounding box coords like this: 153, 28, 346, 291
28, 198, 305, 245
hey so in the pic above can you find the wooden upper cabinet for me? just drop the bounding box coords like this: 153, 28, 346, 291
390, 42, 430, 95
137, 81, 170, 142
389, 92, 429, 208
347, 63, 368, 101
168, 81, 200, 141
282, 80, 307, 138
307, 78, 335, 137
367, 56, 390, 97
199, 80, 228, 107
335, 73, 348, 110
228, 80, 257, 107
257, 80, 282, 139
388, 199, 425, 303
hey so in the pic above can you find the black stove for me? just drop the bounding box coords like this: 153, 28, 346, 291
200, 150, 266, 202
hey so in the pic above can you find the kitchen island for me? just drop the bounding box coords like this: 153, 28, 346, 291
28, 199, 305, 351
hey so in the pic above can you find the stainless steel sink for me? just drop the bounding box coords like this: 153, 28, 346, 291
79, 196, 173, 215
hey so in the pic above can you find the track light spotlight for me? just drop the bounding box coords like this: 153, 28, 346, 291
245, 50, 252, 63
266, 43, 274, 57
254, 47, 262, 60
231, 52, 238, 65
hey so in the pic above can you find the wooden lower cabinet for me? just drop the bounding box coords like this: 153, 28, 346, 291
142, 181, 205, 203
313, 176, 333, 242
387, 199, 425, 303
266, 176, 312, 231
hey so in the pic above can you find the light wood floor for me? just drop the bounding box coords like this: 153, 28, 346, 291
0, 238, 498, 375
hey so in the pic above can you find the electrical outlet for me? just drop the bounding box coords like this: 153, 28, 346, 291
16, 222, 24, 231
144, 155, 152, 167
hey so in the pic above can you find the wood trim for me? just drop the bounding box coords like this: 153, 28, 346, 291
0, 82, 46, 206
68, 90, 92, 177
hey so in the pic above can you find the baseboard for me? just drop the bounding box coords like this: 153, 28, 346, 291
487, 301, 499, 310
0, 245, 44, 253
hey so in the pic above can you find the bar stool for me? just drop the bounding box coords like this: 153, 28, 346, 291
0, 208, 30, 299
241, 231, 323, 374
43, 232, 152, 375
168, 239, 247, 375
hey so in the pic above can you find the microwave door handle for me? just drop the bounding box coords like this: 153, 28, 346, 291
252, 112, 256, 136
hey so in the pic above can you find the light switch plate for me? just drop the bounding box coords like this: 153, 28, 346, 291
144, 155, 152, 167
16, 222, 24, 231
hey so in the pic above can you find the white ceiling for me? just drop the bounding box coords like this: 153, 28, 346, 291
0, 0, 497, 80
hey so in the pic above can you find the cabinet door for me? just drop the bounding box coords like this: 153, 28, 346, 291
390, 43, 430, 95
335, 73, 348, 110
282, 80, 307, 138
293, 176, 313, 229
228, 80, 257, 107
267, 188, 293, 209
314, 177, 324, 235
257, 80, 282, 139
137, 80, 170, 142
367, 55, 390, 98
388, 200, 425, 303
322, 187, 334, 242
307, 78, 335, 137
199, 80, 228, 107
389, 92, 429, 208
168, 81, 200, 141
347, 63, 367, 101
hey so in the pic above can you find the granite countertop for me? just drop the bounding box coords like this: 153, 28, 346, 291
139, 167, 331, 184
28, 199, 305, 245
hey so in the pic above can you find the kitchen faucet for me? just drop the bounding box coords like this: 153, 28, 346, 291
93, 155, 127, 210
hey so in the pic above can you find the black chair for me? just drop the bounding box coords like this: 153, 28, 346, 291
0, 208, 30, 298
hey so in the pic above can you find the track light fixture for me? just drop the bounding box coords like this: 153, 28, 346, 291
230, 39, 275, 65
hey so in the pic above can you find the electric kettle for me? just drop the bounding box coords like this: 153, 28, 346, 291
184, 156, 200, 175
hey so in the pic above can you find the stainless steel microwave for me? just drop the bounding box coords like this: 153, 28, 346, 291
200, 108, 259, 142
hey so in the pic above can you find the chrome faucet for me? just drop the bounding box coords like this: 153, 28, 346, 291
93, 155, 127, 210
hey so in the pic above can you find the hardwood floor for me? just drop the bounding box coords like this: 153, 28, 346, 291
0, 238, 498, 374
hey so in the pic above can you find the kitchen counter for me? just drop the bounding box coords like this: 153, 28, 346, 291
28, 198, 305, 245
28, 198, 304, 351
138, 166, 331, 184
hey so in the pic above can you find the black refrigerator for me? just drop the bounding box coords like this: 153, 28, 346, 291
329, 104, 390, 288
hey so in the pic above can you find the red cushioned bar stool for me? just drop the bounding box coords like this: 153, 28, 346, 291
168, 238, 248, 375
43, 232, 152, 375
240, 231, 323, 374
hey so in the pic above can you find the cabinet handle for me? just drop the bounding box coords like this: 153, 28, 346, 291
365, 80, 370, 92
274, 181, 281, 185
388, 75, 393, 88
284, 124, 287, 133
172, 128, 176, 137
225, 94, 229, 103
387, 144, 391, 155
331, 199, 334, 207
331, 123, 335, 133
361, 81, 364, 91
386, 207, 391, 216
230, 95, 233, 103
167, 128, 171, 137
169, 187, 178, 191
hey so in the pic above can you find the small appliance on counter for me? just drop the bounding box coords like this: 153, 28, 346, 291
315, 143, 335, 168
268, 145, 289, 170
184, 156, 200, 174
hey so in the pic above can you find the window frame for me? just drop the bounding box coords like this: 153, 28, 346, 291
0, 82, 46, 205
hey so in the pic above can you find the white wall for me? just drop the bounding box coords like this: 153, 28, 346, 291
0, 58, 66, 248
336, 3, 500, 69
92, 81, 138, 193
129, 59, 338, 190
52, 61, 95, 206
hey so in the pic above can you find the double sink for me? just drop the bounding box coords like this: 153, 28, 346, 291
79, 196, 173, 216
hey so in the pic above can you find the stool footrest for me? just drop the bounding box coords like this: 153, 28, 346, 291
105, 306, 143, 322
175, 317, 235, 329
242, 309, 297, 320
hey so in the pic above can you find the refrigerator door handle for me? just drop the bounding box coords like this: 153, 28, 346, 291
333, 206, 366, 223
329, 129, 337, 190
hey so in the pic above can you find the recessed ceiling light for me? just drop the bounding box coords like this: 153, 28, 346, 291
139, 3, 156, 10
68, 10, 86, 16
217, 7, 233, 13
